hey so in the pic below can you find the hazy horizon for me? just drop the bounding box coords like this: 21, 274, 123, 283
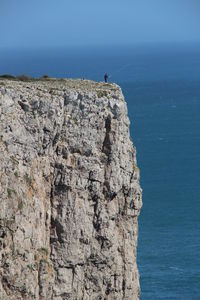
1, 40, 200, 51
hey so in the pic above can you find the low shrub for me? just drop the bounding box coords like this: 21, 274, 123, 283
16, 75, 33, 81
0, 74, 16, 79
41, 75, 50, 79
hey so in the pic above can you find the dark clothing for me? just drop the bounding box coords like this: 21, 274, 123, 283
104, 73, 108, 83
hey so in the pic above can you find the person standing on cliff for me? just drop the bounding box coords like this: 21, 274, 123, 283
104, 73, 108, 83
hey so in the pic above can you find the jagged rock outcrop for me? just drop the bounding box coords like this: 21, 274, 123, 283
0, 79, 142, 300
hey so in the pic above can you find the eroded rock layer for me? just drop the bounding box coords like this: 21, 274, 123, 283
0, 79, 142, 300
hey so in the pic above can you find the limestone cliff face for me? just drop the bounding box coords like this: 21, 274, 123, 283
0, 79, 142, 300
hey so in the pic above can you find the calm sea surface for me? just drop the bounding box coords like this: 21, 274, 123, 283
1, 44, 200, 299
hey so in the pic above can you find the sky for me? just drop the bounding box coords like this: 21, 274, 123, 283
1, 0, 200, 48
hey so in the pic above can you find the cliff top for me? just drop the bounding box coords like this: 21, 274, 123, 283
0, 77, 121, 95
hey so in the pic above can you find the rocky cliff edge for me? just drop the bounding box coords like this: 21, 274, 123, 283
0, 79, 142, 300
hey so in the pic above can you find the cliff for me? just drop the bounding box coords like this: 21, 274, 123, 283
0, 78, 142, 300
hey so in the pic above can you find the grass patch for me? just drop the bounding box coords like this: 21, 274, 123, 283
24, 174, 32, 186
97, 90, 108, 98
133, 163, 137, 172
14, 171, 19, 178
18, 199, 23, 210
38, 247, 49, 256
27, 262, 39, 271
7, 188, 15, 198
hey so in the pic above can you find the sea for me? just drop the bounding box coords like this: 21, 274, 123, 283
1, 43, 200, 299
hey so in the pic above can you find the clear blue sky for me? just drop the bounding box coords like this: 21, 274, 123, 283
1, 0, 200, 48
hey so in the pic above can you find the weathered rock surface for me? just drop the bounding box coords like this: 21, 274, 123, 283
0, 79, 142, 299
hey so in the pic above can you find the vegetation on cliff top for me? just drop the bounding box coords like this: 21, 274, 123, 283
0, 75, 119, 93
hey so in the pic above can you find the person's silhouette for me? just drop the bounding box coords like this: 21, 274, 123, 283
104, 73, 108, 83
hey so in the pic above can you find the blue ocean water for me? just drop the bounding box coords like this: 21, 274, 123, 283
123, 80, 200, 300
1, 43, 200, 299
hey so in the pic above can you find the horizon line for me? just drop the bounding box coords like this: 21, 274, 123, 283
1, 40, 200, 51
